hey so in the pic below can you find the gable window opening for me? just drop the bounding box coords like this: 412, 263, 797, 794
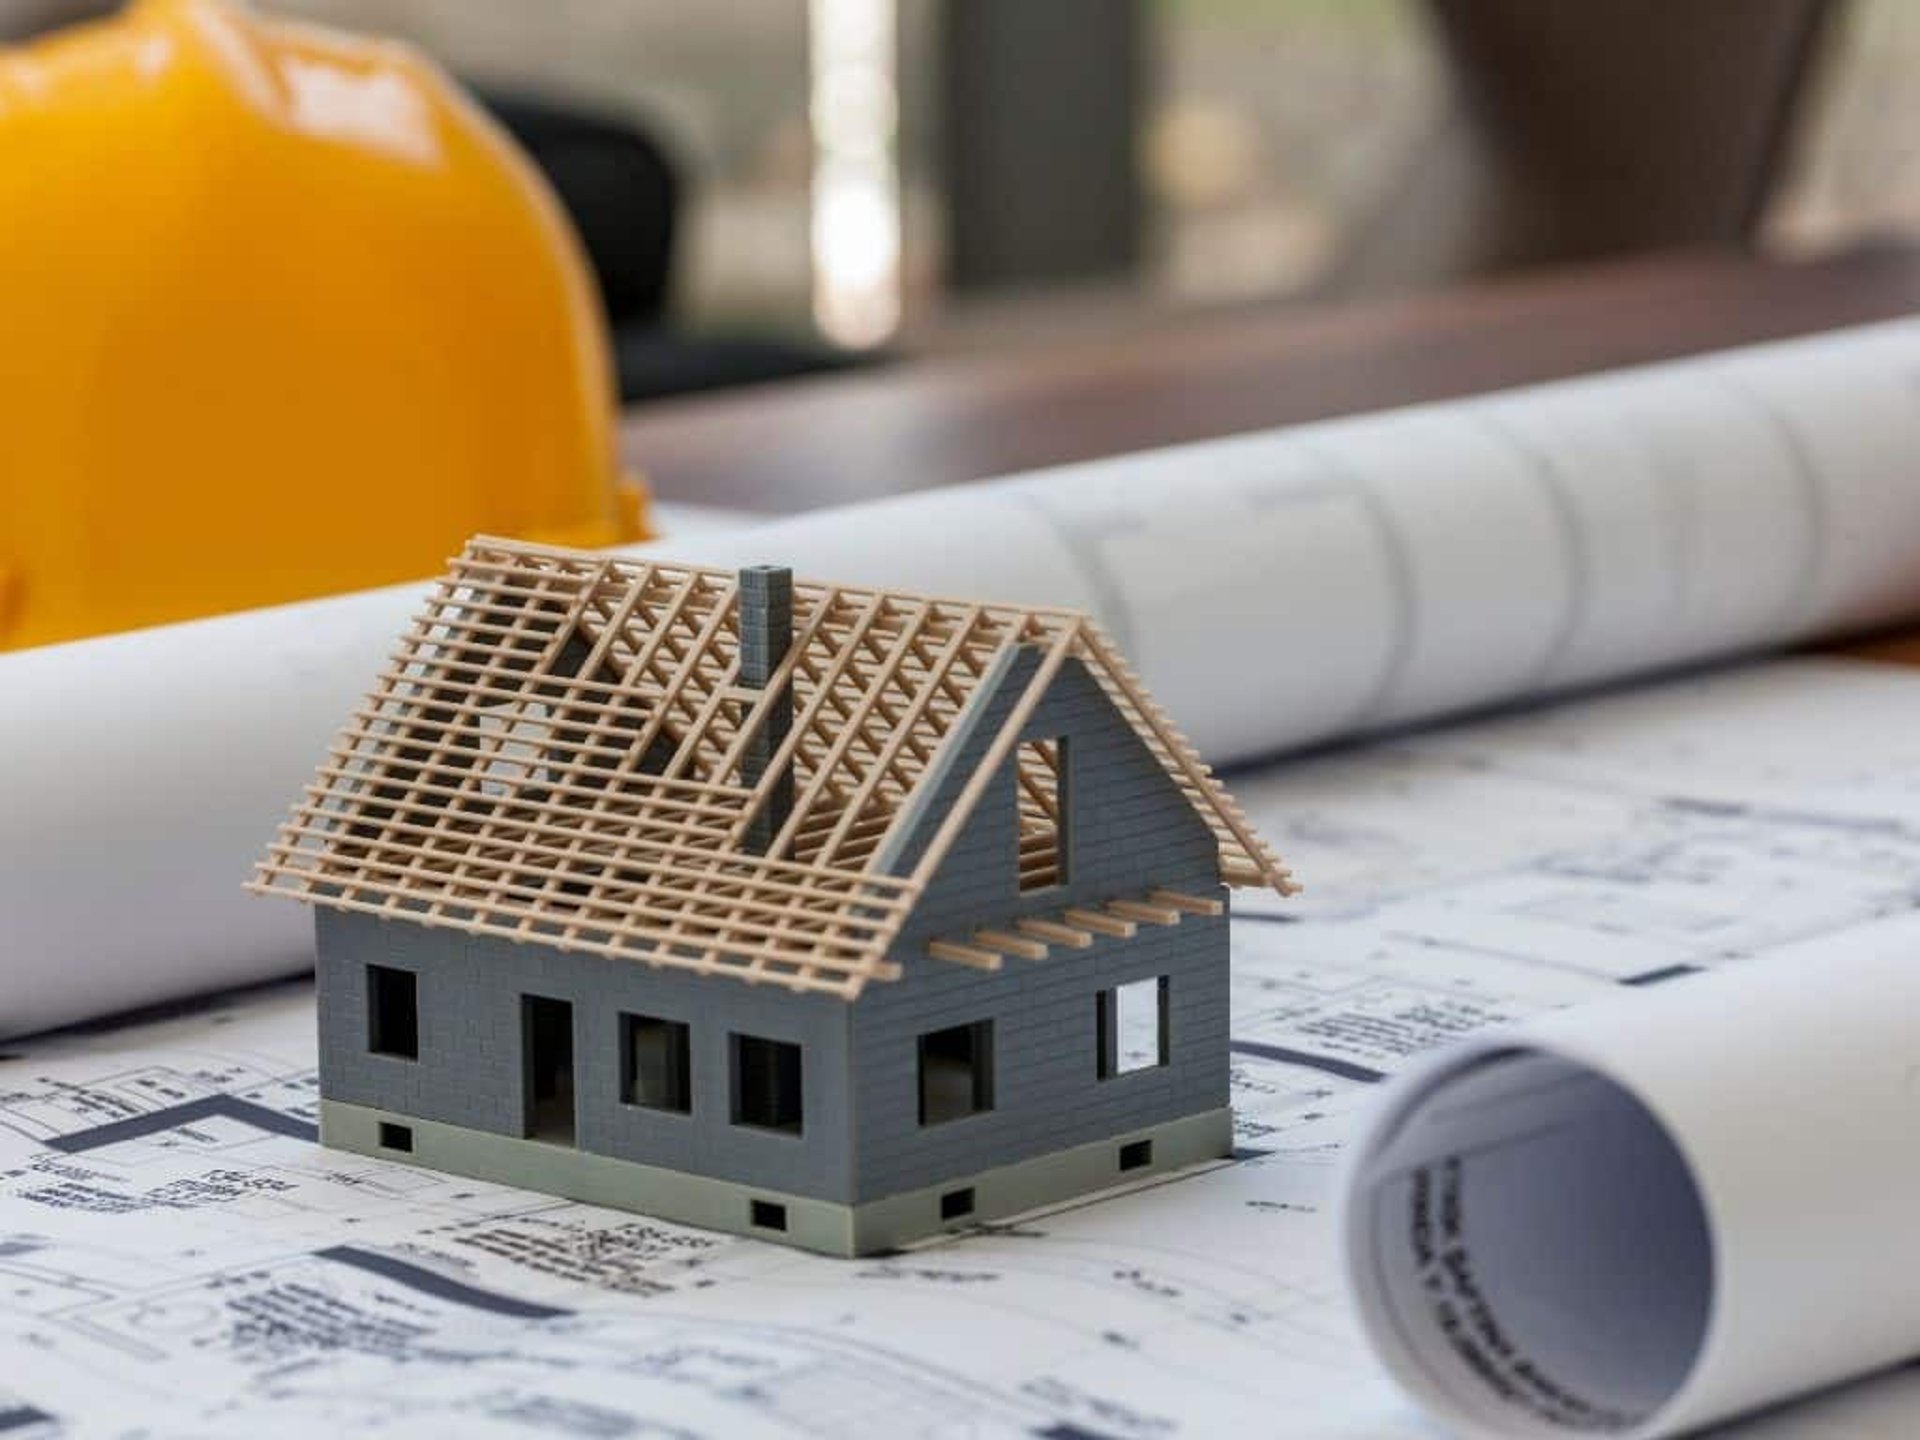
918, 1019, 995, 1126
1017, 737, 1067, 892
622, 1013, 692, 1113
367, 964, 419, 1060
1097, 976, 1169, 1078
732, 1033, 804, 1135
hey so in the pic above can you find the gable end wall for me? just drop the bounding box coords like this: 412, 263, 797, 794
849, 652, 1231, 1203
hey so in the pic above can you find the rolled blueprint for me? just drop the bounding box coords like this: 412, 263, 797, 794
9, 316, 1920, 1035
1340, 920, 1920, 1440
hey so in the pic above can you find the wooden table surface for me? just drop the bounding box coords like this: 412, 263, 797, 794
622, 244, 1920, 516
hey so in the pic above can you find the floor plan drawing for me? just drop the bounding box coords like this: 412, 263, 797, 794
6, 658, 1920, 1438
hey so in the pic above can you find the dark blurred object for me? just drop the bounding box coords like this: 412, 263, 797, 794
479, 90, 877, 403
1328, 0, 1840, 294
941, 0, 1145, 294
482, 90, 678, 327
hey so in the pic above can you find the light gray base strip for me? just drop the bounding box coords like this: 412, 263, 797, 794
322, 1100, 1233, 1257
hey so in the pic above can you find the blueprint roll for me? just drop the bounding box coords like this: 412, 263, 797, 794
13, 315, 1920, 1037
1339, 920, 1920, 1440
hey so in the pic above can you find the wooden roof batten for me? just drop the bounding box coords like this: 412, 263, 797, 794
251, 537, 1295, 999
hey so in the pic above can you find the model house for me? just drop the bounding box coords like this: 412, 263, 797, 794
254, 537, 1296, 1254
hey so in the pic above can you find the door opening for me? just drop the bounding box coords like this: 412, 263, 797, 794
523, 995, 577, 1144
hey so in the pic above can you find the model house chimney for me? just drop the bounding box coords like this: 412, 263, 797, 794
739, 565, 794, 853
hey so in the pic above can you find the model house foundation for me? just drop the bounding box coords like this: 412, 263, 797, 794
254, 537, 1296, 1255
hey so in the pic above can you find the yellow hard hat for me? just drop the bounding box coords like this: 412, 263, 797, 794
0, 0, 650, 650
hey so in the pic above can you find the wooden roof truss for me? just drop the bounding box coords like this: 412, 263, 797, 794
253, 538, 1294, 999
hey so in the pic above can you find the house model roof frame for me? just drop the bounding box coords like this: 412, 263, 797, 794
253, 537, 1296, 999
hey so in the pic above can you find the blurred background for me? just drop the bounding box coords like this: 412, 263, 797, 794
6, 0, 1914, 403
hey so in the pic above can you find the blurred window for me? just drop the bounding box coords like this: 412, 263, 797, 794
144, 0, 1920, 353
1763, 0, 1920, 258
268, 0, 1446, 339
1143, 0, 1442, 304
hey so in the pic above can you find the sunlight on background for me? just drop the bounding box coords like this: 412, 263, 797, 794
179, 0, 1920, 346
808, 0, 903, 347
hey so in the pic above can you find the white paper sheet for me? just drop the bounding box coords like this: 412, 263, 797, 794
3, 656, 1919, 1437
9, 319, 1920, 1038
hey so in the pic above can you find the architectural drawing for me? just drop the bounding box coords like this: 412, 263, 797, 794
6, 658, 1920, 1435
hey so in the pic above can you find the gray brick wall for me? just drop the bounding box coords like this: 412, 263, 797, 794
848, 919, 1227, 1202
315, 909, 857, 1201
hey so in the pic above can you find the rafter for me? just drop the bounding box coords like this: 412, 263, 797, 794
253, 537, 1295, 1000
